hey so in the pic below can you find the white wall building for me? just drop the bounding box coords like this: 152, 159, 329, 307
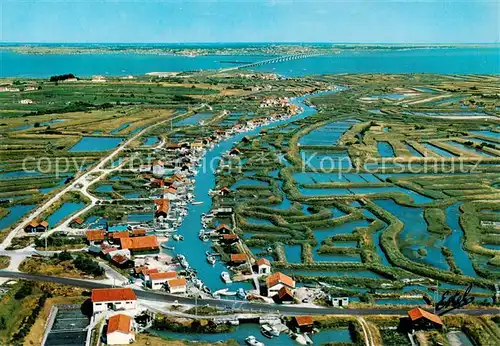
91, 288, 137, 314
149, 271, 177, 290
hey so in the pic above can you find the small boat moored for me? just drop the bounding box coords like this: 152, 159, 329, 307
220, 271, 232, 284
245, 335, 265, 346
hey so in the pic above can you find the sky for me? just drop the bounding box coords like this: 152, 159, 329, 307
1, 0, 499, 43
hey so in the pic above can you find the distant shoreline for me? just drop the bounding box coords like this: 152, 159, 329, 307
1, 43, 498, 56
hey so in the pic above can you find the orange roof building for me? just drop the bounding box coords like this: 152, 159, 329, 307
154, 199, 170, 217
120, 235, 159, 253
86, 230, 105, 242
110, 231, 130, 240
256, 258, 271, 274
107, 314, 134, 344
230, 253, 247, 264
107, 314, 132, 334
149, 271, 177, 281
216, 224, 231, 233
276, 286, 294, 303
408, 308, 443, 329
91, 288, 137, 313
266, 272, 295, 297
292, 316, 314, 332
167, 278, 187, 293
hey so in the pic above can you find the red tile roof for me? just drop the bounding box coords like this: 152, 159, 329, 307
294, 316, 313, 326
110, 231, 129, 239
111, 254, 129, 265
266, 272, 295, 289
257, 258, 271, 266
149, 271, 177, 281
72, 217, 84, 225
230, 253, 247, 262
120, 235, 159, 251
86, 230, 105, 241
107, 314, 132, 335
131, 229, 146, 237
154, 199, 170, 215
408, 308, 443, 326
168, 278, 187, 288
223, 234, 239, 240
216, 224, 231, 231
278, 286, 294, 299
91, 288, 136, 303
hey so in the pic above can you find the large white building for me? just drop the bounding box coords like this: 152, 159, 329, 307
106, 314, 135, 345
91, 288, 137, 314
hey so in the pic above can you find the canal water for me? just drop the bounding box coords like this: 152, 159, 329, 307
151, 324, 352, 345
165, 89, 343, 291
69, 136, 124, 152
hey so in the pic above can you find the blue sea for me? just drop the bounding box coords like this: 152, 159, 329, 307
1, 45, 499, 77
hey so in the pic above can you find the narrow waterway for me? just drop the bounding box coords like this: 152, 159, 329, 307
165, 89, 342, 291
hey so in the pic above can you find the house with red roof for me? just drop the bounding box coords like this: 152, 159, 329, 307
120, 235, 159, 254
256, 258, 271, 274
408, 307, 444, 330
148, 271, 177, 290
266, 272, 295, 297
106, 314, 135, 345
91, 288, 137, 313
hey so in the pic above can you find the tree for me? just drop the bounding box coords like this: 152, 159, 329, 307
0, 317, 6, 330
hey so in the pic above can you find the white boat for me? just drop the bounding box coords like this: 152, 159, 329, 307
207, 254, 216, 265
245, 336, 264, 346
220, 271, 232, 283
261, 324, 280, 337
192, 201, 203, 205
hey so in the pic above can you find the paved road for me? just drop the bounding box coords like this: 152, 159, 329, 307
1, 271, 499, 317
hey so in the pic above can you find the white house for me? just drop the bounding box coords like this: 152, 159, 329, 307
148, 271, 177, 290
266, 272, 295, 297
167, 277, 187, 294
256, 258, 271, 275
91, 288, 137, 314
330, 297, 349, 307
92, 75, 107, 83
106, 314, 135, 345
152, 160, 166, 177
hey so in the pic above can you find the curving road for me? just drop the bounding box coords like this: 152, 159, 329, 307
1, 271, 498, 317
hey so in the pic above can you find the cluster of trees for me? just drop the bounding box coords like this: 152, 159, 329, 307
52, 251, 104, 277
49, 73, 77, 82
34, 235, 85, 249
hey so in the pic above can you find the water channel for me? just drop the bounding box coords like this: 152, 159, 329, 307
165, 89, 344, 291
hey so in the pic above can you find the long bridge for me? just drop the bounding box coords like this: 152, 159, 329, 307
220, 53, 323, 72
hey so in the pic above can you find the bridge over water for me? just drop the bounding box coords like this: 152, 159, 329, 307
220, 53, 323, 72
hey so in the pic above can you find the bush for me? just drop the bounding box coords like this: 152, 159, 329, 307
73, 254, 104, 277
14, 281, 34, 300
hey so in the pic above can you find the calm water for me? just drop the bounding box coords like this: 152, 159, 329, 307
0, 205, 35, 231
2, 47, 499, 77
69, 136, 124, 152
152, 325, 352, 345
47, 202, 85, 227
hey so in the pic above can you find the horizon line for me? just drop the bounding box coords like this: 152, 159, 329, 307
2, 41, 499, 45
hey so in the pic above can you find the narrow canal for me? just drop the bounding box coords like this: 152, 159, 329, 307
165, 89, 343, 291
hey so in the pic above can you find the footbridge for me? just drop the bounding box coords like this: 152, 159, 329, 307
220, 53, 323, 72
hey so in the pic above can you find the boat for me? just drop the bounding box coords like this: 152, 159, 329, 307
245, 336, 264, 346
173, 234, 184, 241
237, 288, 247, 299
220, 271, 232, 284
207, 254, 216, 265
192, 201, 203, 205
260, 325, 274, 339
201, 234, 209, 242
161, 243, 175, 250
261, 324, 280, 337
